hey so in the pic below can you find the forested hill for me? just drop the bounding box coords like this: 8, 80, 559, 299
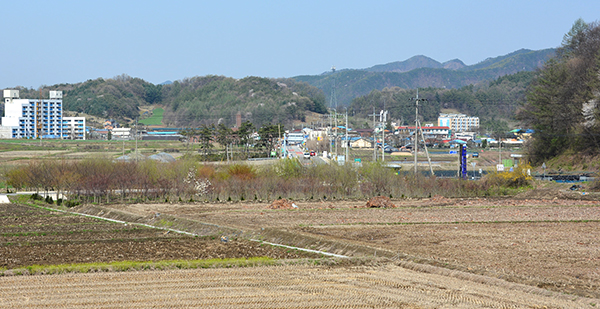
348, 71, 535, 129
5, 75, 327, 128
159, 76, 327, 127
293, 48, 555, 107
518, 19, 600, 163
8, 74, 151, 121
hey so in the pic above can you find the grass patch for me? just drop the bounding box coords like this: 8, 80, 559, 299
157, 219, 174, 228
139, 108, 164, 125
4, 257, 277, 276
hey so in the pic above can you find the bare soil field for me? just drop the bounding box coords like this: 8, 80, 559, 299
1, 264, 596, 308
3, 192, 600, 307
0, 204, 316, 270
101, 195, 600, 299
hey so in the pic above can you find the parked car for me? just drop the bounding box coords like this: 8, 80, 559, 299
310, 151, 316, 156
303, 152, 311, 159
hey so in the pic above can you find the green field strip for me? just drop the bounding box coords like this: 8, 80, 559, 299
139, 108, 164, 125
1, 256, 277, 276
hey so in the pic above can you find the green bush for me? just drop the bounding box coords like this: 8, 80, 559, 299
272, 158, 303, 179
65, 200, 80, 208
31, 193, 43, 201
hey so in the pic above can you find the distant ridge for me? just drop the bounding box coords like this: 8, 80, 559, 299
293, 48, 555, 106
442, 59, 466, 70
366, 55, 445, 73
159, 80, 173, 85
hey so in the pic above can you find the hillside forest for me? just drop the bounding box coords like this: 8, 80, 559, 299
518, 19, 600, 164
348, 71, 533, 132
4, 70, 536, 134
7, 76, 327, 129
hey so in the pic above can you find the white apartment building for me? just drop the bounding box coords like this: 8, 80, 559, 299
2, 90, 63, 139
62, 117, 86, 140
438, 113, 480, 132
1, 89, 85, 140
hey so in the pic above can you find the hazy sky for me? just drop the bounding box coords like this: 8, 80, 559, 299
1, 0, 598, 89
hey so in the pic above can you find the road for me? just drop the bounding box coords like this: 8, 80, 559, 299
285, 145, 328, 165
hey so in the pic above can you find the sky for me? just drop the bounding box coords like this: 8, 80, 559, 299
1, 0, 599, 89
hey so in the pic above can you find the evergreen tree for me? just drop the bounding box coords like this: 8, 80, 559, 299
518, 20, 600, 163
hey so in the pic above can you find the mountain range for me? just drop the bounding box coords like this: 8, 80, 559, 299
293, 48, 556, 106
1, 48, 556, 127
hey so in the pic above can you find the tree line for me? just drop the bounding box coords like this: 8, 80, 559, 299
7, 158, 505, 205
180, 121, 283, 160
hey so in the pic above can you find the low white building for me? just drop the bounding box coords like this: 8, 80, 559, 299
0, 126, 12, 139
396, 126, 450, 139
455, 132, 476, 141
62, 117, 86, 140
111, 127, 131, 139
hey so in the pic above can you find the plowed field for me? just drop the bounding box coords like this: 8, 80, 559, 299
0, 204, 315, 269
107, 196, 600, 299
2, 195, 600, 308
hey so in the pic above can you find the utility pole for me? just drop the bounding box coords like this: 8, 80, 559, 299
283, 132, 287, 158
369, 107, 377, 162
380, 110, 388, 162
135, 118, 138, 161
334, 110, 337, 159
345, 109, 349, 163
330, 65, 337, 162
328, 113, 332, 158
417, 121, 435, 175
411, 90, 427, 175
498, 133, 502, 168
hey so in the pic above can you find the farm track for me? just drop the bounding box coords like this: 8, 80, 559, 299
1, 265, 596, 308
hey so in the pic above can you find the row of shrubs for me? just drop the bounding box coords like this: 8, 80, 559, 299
6, 157, 533, 204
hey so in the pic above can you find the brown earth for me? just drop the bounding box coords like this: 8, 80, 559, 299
3, 185, 600, 307
1, 264, 596, 308
0, 204, 317, 270
365, 196, 396, 208
102, 193, 600, 299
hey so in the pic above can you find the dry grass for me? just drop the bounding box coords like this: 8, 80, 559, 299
0, 264, 596, 308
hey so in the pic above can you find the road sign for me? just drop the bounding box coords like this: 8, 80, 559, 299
497, 164, 504, 172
